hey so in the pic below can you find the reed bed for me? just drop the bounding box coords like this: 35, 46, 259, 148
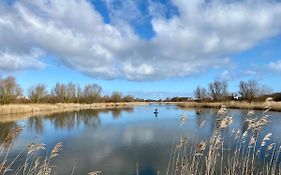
0, 102, 147, 116
0, 127, 64, 175
177, 101, 281, 111
167, 98, 281, 175
0, 127, 102, 175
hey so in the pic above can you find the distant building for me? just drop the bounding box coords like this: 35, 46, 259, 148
233, 95, 241, 100
17, 96, 29, 100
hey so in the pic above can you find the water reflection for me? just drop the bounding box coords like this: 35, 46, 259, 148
0, 107, 134, 144
112, 107, 133, 119
27, 117, 44, 133
44, 110, 101, 129
1, 105, 281, 175
27, 107, 134, 131
0, 122, 17, 142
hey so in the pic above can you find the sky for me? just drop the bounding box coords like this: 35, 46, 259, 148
1, 0, 281, 99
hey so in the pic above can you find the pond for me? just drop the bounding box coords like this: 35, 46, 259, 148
1, 104, 281, 175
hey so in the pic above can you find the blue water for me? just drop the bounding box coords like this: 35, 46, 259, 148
1, 104, 281, 174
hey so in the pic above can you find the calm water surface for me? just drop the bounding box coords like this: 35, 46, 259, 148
1, 104, 281, 174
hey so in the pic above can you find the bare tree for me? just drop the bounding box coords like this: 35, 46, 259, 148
239, 80, 260, 102
76, 84, 82, 103
194, 86, 207, 100
208, 81, 228, 101
259, 85, 272, 96
239, 80, 272, 102
51, 83, 67, 102
28, 84, 48, 103
66, 82, 76, 102
0, 76, 22, 104
83, 84, 102, 103
111, 91, 122, 103
122, 95, 135, 102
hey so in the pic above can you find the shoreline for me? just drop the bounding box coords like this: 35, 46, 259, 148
1, 101, 281, 122
176, 101, 281, 111
0, 102, 148, 122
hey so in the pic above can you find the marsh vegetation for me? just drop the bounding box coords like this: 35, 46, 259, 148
168, 98, 281, 175
0, 100, 281, 174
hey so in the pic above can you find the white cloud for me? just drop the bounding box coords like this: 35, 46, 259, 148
269, 60, 281, 72
1, 0, 281, 80
245, 69, 258, 76
219, 70, 234, 81
0, 49, 45, 71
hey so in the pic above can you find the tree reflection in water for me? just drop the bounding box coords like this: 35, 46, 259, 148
25, 107, 134, 131
27, 116, 44, 133
0, 122, 17, 143
112, 107, 133, 119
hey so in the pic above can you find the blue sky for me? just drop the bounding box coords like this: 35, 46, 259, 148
1, 0, 281, 99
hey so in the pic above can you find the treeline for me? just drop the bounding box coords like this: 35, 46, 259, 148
0, 75, 142, 104
194, 80, 275, 102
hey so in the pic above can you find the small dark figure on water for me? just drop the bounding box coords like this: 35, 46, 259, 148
154, 108, 158, 118
196, 109, 202, 115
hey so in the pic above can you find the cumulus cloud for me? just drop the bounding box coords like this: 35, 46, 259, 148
0, 50, 45, 71
1, 0, 281, 80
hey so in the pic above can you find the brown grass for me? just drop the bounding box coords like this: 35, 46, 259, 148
177, 101, 281, 111
0, 102, 147, 122
0, 128, 103, 175
166, 99, 281, 175
1, 134, 64, 175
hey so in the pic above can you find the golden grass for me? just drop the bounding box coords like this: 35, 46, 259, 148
0, 127, 64, 175
177, 101, 281, 111
0, 102, 147, 122
166, 99, 281, 175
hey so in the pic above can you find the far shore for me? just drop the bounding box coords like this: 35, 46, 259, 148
176, 101, 281, 111
1, 101, 281, 123
0, 102, 148, 122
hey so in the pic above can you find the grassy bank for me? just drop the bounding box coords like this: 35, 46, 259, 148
176, 101, 281, 111
0, 102, 147, 120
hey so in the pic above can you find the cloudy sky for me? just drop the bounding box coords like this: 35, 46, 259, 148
1, 0, 281, 98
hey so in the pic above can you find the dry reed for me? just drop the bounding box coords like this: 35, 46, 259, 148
0, 126, 66, 175
0, 102, 147, 122
167, 98, 281, 175
177, 101, 281, 111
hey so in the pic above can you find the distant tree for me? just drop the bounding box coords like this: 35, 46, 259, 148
194, 86, 208, 100
28, 84, 48, 103
165, 97, 171, 102
51, 83, 67, 102
208, 81, 228, 101
259, 85, 272, 96
239, 80, 258, 102
170, 97, 190, 102
110, 91, 122, 103
122, 95, 135, 102
82, 84, 102, 103
239, 80, 272, 102
76, 84, 83, 103
0, 76, 22, 104
66, 82, 76, 102
102, 95, 111, 103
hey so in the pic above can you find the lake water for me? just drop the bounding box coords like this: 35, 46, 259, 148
1, 104, 281, 174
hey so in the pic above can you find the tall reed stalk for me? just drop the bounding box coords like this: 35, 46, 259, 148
0, 127, 63, 175
167, 98, 281, 175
